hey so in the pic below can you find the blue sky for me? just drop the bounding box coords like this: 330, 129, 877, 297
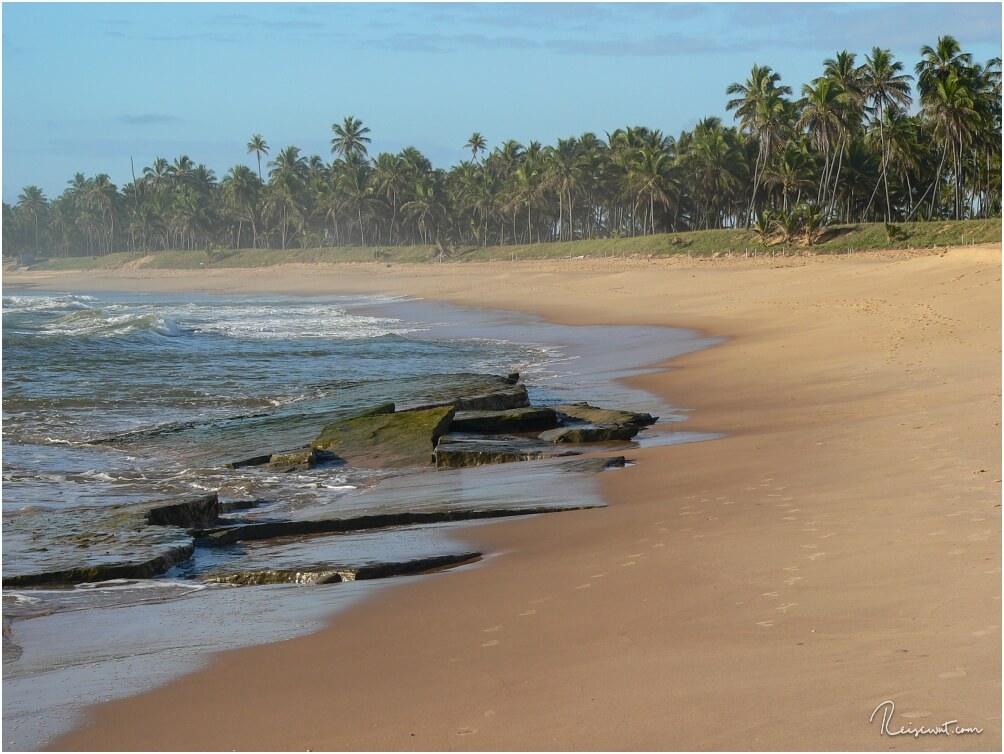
2, 2, 1001, 203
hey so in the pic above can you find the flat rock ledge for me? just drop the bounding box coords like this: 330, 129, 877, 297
3, 494, 221, 587
191, 502, 592, 547
433, 434, 582, 468
539, 424, 640, 443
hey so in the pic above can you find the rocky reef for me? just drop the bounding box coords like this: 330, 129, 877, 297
7, 372, 657, 591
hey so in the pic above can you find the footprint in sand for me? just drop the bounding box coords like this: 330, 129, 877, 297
590, 572, 608, 578
483, 625, 503, 633
806, 552, 827, 561
775, 603, 797, 613
575, 583, 592, 590
621, 561, 637, 567
651, 543, 666, 549
756, 620, 775, 628
519, 609, 537, 617
481, 640, 500, 648
456, 727, 477, 736
784, 576, 804, 586
761, 591, 780, 598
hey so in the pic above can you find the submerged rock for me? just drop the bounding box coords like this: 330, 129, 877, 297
450, 406, 558, 434
2, 494, 220, 587
224, 453, 273, 470
192, 502, 591, 546
433, 434, 581, 468
202, 552, 481, 586
556, 456, 628, 473
538, 424, 640, 443
553, 403, 657, 428
313, 405, 455, 468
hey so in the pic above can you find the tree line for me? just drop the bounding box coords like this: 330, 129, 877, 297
4, 37, 1000, 258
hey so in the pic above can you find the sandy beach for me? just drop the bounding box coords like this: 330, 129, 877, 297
6, 246, 1001, 751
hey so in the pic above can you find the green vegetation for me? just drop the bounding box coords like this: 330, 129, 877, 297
5, 37, 1000, 263
26, 219, 999, 270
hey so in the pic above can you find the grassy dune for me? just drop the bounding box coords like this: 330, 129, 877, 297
29, 218, 1001, 271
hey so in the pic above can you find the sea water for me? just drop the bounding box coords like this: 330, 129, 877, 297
1, 289, 721, 749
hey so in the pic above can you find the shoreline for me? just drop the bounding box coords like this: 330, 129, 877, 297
5, 246, 1001, 750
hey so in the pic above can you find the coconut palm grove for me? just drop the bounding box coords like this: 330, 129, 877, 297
4, 38, 1001, 259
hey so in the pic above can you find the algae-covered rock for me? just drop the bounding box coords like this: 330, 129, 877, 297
538, 424, 640, 443
553, 403, 657, 427
312, 405, 455, 468
433, 434, 581, 468
268, 447, 321, 471
450, 406, 558, 434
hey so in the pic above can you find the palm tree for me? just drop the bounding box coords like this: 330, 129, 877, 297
861, 47, 914, 220
916, 36, 974, 98
372, 152, 409, 244
726, 64, 794, 225
922, 71, 980, 219
16, 186, 48, 252
330, 116, 372, 158
247, 135, 270, 183
222, 164, 262, 248
465, 132, 487, 162
799, 77, 852, 208
622, 145, 675, 235
544, 137, 583, 241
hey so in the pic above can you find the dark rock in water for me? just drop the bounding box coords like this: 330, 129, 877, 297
405, 373, 530, 412
556, 456, 627, 473
538, 424, 640, 443
450, 406, 558, 434
225, 453, 273, 470
453, 384, 529, 412
192, 502, 590, 547
313, 405, 455, 468
145, 493, 221, 528
553, 402, 657, 428
505, 372, 520, 384
268, 447, 320, 471
2, 494, 220, 587
433, 434, 581, 468
202, 552, 481, 586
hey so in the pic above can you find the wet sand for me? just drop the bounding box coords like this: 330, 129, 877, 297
8, 246, 1001, 750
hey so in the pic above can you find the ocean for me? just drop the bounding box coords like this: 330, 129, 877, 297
1, 289, 720, 749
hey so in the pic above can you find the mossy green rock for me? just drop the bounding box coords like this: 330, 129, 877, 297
553, 403, 657, 427
450, 406, 558, 434
268, 447, 320, 471
538, 424, 640, 443
312, 405, 455, 468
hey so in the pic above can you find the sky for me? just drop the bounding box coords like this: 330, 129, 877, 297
2, 2, 1001, 203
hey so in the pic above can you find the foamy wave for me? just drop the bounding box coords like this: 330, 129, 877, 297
3, 293, 97, 313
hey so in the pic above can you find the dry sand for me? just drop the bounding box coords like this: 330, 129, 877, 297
7, 246, 1001, 751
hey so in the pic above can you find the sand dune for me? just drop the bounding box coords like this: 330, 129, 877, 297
9, 246, 1000, 751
